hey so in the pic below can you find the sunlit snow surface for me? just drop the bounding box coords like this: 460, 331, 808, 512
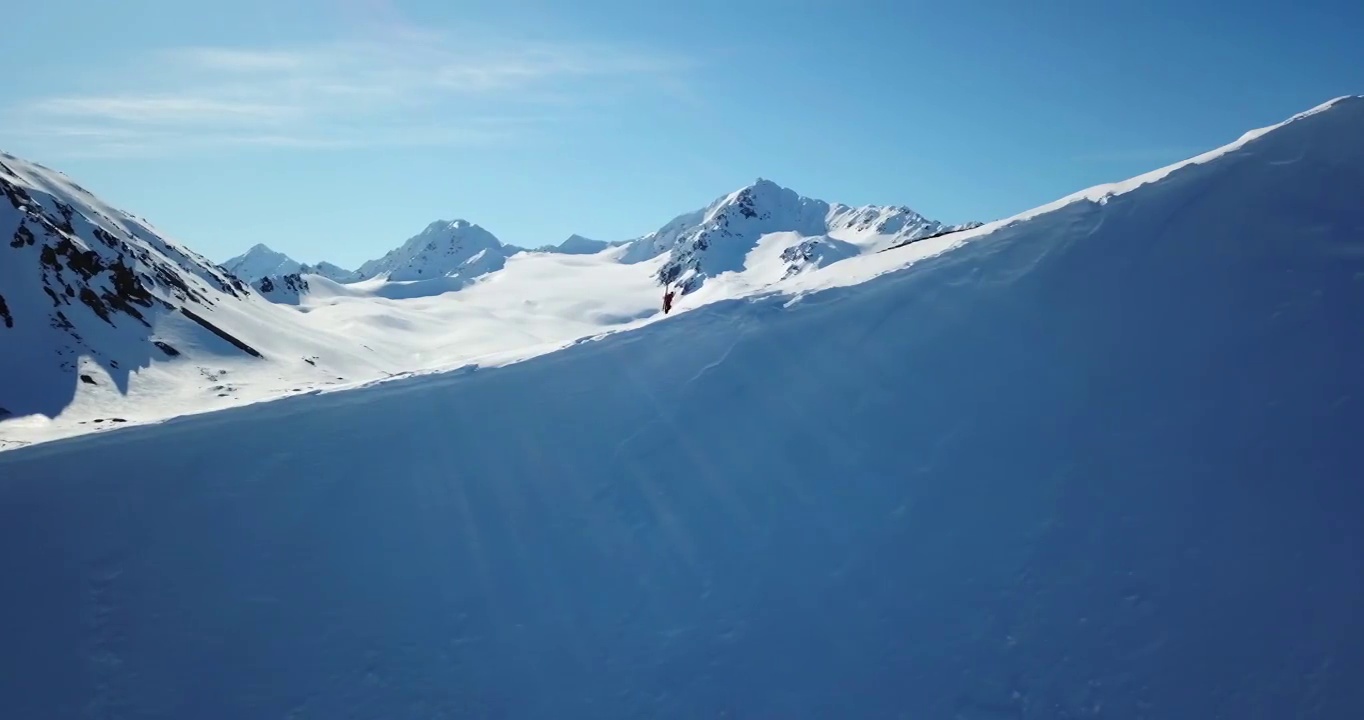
1, 98, 1363, 718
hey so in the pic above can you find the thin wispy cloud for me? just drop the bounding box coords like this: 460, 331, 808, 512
5, 28, 694, 157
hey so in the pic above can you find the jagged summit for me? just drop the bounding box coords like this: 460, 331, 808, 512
622, 177, 959, 293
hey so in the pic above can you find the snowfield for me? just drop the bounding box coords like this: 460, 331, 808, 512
1, 96, 1362, 718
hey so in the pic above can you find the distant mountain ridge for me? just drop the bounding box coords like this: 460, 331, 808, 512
534, 234, 626, 255
223, 244, 358, 284
220, 181, 965, 303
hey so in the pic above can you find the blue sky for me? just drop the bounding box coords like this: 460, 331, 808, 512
3, 0, 1360, 267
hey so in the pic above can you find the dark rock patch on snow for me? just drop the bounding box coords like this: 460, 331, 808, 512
179, 308, 263, 359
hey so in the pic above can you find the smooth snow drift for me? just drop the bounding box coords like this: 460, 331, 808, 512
1, 97, 1362, 718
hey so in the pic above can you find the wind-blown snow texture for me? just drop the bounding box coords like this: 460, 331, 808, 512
2, 97, 1363, 718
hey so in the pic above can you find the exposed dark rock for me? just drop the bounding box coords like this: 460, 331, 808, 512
0, 293, 10, 328
151, 261, 206, 304
100, 259, 155, 327
204, 270, 245, 298
39, 245, 60, 271
91, 227, 119, 248
878, 222, 985, 254
735, 188, 758, 219
60, 239, 105, 279
52, 201, 75, 234
11, 223, 34, 248
79, 287, 113, 325
153, 341, 181, 357
80, 374, 96, 385
1, 177, 34, 210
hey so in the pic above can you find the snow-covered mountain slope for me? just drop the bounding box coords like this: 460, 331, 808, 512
250, 272, 311, 305
0, 153, 403, 437
353, 219, 516, 284
2, 96, 1361, 719
619, 178, 966, 293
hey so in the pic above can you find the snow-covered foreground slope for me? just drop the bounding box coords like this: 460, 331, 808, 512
2, 97, 1362, 718
0, 156, 673, 448
0, 243, 668, 448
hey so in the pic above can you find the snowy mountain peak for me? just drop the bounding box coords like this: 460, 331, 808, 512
222, 244, 357, 300
422, 218, 479, 234
299, 261, 360, 283
710, 178, 826, 227
353, 218, 511, 283
223, 243, 303, 282
623, 178, 958, 293
560, 234, 619, 254
528, 234, 626, 256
